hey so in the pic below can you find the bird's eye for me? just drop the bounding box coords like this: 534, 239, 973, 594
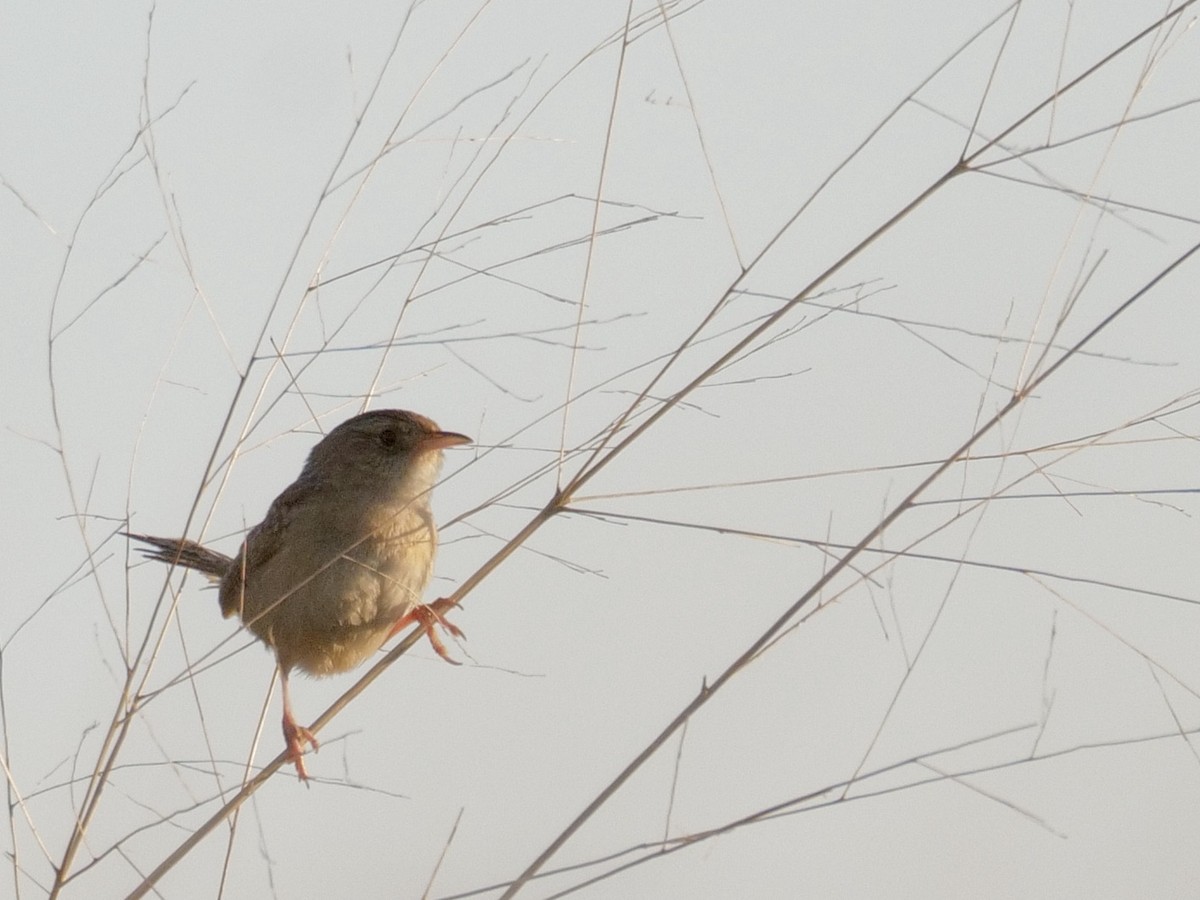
379, 428, 398, 449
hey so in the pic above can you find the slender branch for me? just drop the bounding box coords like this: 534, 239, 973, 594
496, 239, 1200, 897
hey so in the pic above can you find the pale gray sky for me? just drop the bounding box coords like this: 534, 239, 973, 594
3, 2, 1200, 898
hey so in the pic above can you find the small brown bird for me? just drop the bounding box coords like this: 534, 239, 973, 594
128, 409, 470, 780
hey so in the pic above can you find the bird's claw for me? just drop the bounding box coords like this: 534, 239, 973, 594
387, 598, 465, 664
282, 718, 319, 782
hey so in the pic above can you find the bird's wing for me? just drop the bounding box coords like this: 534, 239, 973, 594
218, 477, 315, 620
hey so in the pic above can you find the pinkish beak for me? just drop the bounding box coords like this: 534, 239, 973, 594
420, 430, 471, 451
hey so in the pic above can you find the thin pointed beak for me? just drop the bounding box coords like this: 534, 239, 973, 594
421, 430, 471, 451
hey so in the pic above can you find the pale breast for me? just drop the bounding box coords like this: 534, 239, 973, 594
235, 501, 439, 676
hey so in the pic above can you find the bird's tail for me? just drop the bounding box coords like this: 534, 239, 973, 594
123, 532, 233, 583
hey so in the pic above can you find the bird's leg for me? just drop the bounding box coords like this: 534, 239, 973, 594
386, 598, 465, 665
280, 667, 318, 782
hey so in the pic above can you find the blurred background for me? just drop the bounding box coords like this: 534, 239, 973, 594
3, 1, 1199, 897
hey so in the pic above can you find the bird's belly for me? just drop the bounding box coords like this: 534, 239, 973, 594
281, 618, 394, 676
245, 529, 436, 675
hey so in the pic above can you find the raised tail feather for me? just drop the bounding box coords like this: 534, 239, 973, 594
123, 532, 233, 583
